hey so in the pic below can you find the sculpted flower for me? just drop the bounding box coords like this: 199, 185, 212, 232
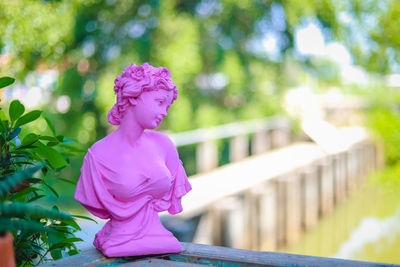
131, 65, 147, 81
155, 79, 168, 91
114, 76, 127, 93
155, 67, 171, 78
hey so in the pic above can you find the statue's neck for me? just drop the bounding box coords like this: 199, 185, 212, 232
115, 110, 145, 148
114, 126, 144, 148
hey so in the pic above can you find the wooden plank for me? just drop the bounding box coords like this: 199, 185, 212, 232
119, 258, 205, 266
175, 242, 399, 267
172, 142, 327, 219
168, 116, 290, 147
196, 140, 218, 172
259, 180, 278, 251
230, 134, 249, 162
303, 165, 319, 230
40, 242, 399, 267
252, 130, 271, 155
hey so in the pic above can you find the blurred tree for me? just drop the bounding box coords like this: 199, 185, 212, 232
1, 0, 400, 192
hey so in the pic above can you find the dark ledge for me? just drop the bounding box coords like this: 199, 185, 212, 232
39, 242, 399, 267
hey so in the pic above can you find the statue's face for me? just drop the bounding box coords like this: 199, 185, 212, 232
131, 89, 174, 130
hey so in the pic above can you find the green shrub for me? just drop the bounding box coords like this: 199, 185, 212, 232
0, 76, 93, 266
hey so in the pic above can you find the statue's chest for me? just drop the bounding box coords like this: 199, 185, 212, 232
108, 146, 172, 200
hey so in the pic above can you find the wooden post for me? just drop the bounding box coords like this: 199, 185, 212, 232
276, 176, 287, 248
358, 144, 367, 182
347, 147, 358, 193
334, 152, 347, 203
302, 165, 319, 230
230, 135, 249, 162
252, 130, 271, 155
332, 154, 346, 205
368, 142, 376, 173
375, 140, 385, 169
259, 180, 278, 251
211, 205, 223, 246
197, 140, 218, 173
318, 156, 334, 216
342, 151, 349, 197
243, 188, 261, 250
283, 173, 302, 246
219, 196, 245, 249
354, 144, 363, 185
192, 210, 214, 246
270, 127, 290, 149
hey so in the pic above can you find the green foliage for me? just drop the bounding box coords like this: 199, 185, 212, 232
0, 164, 43, 197
0, 77, 15, 89
366, 107, 400, 166
362, 84, 400, 168
0, 76, 86, 265
370, 163, 400, 192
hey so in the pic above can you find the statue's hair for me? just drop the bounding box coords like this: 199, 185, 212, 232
107, 62, 178, 125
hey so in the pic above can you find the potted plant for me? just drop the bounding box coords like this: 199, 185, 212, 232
0, 76, 92, 266
0, 164, 73, 266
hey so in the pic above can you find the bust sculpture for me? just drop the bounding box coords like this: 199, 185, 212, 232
74, 62, 192, 257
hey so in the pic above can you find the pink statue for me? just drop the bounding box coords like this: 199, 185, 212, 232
74, 62, 192, 257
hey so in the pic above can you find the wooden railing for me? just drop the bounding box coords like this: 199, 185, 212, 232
163, 126, 376, 251
168, 116, 291, 174
40, 242, 397, 266
41, 121, 384, 266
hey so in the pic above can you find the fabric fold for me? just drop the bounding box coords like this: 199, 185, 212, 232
74, 140, 192, 257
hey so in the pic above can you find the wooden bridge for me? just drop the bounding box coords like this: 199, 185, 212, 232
45, 112, 390, 266
162, 116, 376, 252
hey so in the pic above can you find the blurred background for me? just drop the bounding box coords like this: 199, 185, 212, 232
1, 0, 400, 264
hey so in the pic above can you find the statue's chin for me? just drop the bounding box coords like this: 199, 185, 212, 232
145, 122, 158, 130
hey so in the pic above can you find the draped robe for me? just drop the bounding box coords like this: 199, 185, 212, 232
74, 131, 192, 257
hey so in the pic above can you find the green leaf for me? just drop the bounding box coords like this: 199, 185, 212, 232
38, 135, 59, 142
0, 121, 7, 132
62, 237, 83, 243
7, 127, 21, 141
0, 110, 8, 121
43, 182, 59, 199
59, 143, 85, 152
33, 142, 68, 169
0, 135, 5, 148
56, 135, 64, 142
0, 164, 43, 198
49, 242, 71, 251
21, 133, 39, 146
9, 100, 25, 123
58, 177, 76, 185
15, 110, 42, 127
47, 141, 59, 147
0, 77, 15, 89
27, 194, 46, 202
0, 218, 49, 233
42, 166, 48, 177
62, 219, 81, 231
11, 187, 42, 200
50, 249, 62, 260
44, 116, 56, 136
0, 202, 71, 220
72, 214, 98, 224
27, 178, 42, 184
68, 249, 79, 256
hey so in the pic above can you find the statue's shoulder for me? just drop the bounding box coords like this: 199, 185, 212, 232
86, 135, 114, 159
145, 131, 175, 149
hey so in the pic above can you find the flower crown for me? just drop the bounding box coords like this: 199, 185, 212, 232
113, 62, 176, 95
